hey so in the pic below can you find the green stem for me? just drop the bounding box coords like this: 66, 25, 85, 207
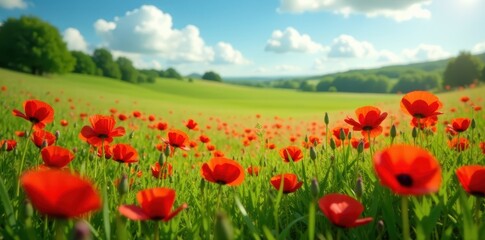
154, 221, 160, 240
475, 197, 481, 224
55, 219, 66, 240
401, 197, 410, 240
16, 125, 33, 197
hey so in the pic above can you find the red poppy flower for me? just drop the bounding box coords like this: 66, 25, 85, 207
206, 144, 215, 151
132, 111, 141, 118
148, 115, 156, 122
318, 193, 373, 228
344, 106, 388, 137
163, 130, 190, 150
247, 166, 260, 176
199, 134, 210, 143
270, 173, 303, 194
480, 142, 485, 155
373, 144, 441, 196
411, 116, 437, 131
12, 99, 54, 130
350, 137, 369, 150
79, 115, 125, 147
112, 144, 138, 163
332, 126, 350, 140
460, 96, 470, 103
15, 131, 26, 137
118, 114, 128, 121
213, 150, 225, 157
201, 157, 245, 186
21, 169, 101, 218
0, 139, 17, 151
41, 146, 75, 168
279, 146, 303, 163
456, 165, 485, 197
448, 137, 469, 152
97, 144, 113, 159
157, 122, 168, 131
266, 143, 276, 150
60, 119, 68, 127
185, 119, 198, 130
31, 129, 56, 148
151, 162, 173, 179
448, 118, 471, 133
118, 188, 187, 221
400, 91, 443, 119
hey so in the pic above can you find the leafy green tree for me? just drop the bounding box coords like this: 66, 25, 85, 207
116, 57, 138, 83
0, 16, 75, 75
443, 51, 483, 87
165, 67, 183, 80
202, 71, 223, 82
92, 48, 121, 79
299, 81, 316, 92
481, 66, 485, 82
71, 51, 96, 75
139, 69, 158, 83
316, 79, 333, 92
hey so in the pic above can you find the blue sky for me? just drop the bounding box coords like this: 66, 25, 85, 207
1, 0, 484, 77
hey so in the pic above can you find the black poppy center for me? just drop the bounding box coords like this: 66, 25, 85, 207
363, 126, 373, 131
98, 134, 108, 139
413, 113, 425, 119
396, 174, 413, 187
29, 117, 40, 123
216, 180, 227, 185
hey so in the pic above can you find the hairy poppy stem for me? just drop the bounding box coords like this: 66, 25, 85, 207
475, 197, 481, 224
16, 124, 33, 197
55, 219, 66, 240
401, 197, 410, 240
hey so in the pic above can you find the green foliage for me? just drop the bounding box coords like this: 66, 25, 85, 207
116, 57, 138, 83
316, 78, 333, 92
273, 80, 300, 89
202, 71, 223, 82
329, 74, 389, 93
0, 15, 75, 75
139, 69, 158, 83
299, 81, 316, 92
392, 72, 441, 93
164, 67, 183, 80
443, 51, 483, 88
480, 66, 485, 82
92, 48, 121, 79
71, 51, 96, 75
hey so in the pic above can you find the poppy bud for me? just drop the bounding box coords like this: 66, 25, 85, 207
41, 139, 49, 149
129, 131, 135, 139
471, 119, 476, 129
55, 130, 61, 140
118, 175, 129, 196
73, 122, 77, 128
310, 146, 317, 161
304, 135, 308, 143
71, 220, 92, 240
412, 127, 418, 139
72, 147, 78, 153
158, 152, 166, 166
164, 144, 171, 158
339, 129, 346, 141
2, 141, 7, 151
390, 125, 397, 138
199, 178, 206, 192
377, 220, 385, 234
214, 211, 234, 240
310, 178, 319, 199
330, 138, 336, 150
347, 131, 352, 140
324, 112, 329, 125
357, 140, 364, 154
24, 199, 33, 218
355, 175, 363, 198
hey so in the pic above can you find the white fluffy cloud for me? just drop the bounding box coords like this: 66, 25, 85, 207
377, 50, 401, 63
214, 42, 250, 64
94, 5, 248, 65
63, 28, 89, 53
328, 35, 377, 58
0, 0, 27, 9
265, 27, 324, 53
402, 44, 450, 61
472, 42, 485, 54
278, 0, 432, 21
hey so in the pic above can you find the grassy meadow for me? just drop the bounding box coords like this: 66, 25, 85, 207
0, 67, 484, 240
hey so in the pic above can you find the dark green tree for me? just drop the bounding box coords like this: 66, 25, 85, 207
0, 16, 75, 75
71, 51, 96, 75
116, 57, 138, 83
92, 48, 121, 79
443, 51, 483, 87
299, 81, 316, 92
164, 67, 183, 80
202, 71, 223, 82
481, 66, 485, 82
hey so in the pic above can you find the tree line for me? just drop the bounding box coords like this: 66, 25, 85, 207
0, 16, 223, 84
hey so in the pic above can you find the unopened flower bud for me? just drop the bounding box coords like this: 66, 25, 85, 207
355, 175, 363, 198
412, 127, 418, 139
330, 138, 336, 150
41, 139, 49, 149
357, 140, 364, 154
71, 220, 92, 240
324, 112, 329, 125
377, 220, 385, 234
164, 144, 171, 158
347, 131, 352, 140
55, 130, 61, 140
2, 141, 8, 151
339, 129, 346, 141
310, 146, 317, 161
24, 199, 33, 218
471, 119, 476, 129
390, 125, 397, 138
117, 175, 129, 196
310, 178, 319, 199
158, 152, 166, 166
129, 131, 135, 139
215, 211, 234, 240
